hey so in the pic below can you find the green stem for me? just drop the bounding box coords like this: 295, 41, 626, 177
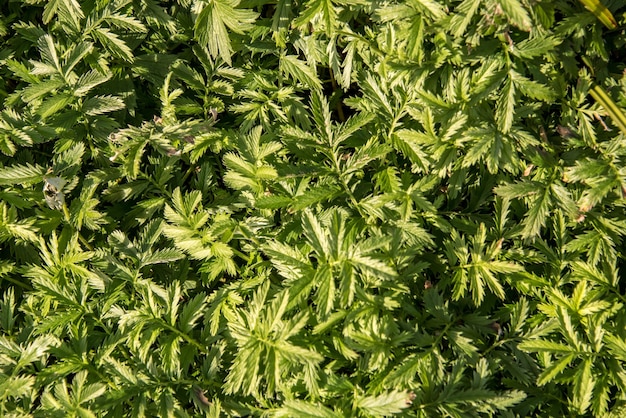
139, 170, 172, 199
330, 151, 368, 219
157, 319, 209, 354
0, 274, 32, 291
232, 247, 251, 263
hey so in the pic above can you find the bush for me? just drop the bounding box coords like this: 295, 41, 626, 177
1, 0, 626, 416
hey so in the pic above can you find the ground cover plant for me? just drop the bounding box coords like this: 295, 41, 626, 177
1, 0, 626, 416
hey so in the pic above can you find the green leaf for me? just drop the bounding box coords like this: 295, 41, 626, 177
73, 70, 112, 97
275, 400, 343, 418
82, 95, 125, 115
0, 163, 47, 185
92, 28, 134, 62
497, 0, 531, 31
302, 209, 331, 258
521, 187, 551, 239
495, 77, 515, 133
589, 85, 626, 135
512, 36, 561, 59
518, 339, 576, 353
450, 0, 482, 38
572, 359, 594, 415
178, 294, 207, 333
194, 0, 258, 65
578, 0, 617, 29
63, 42, 93, 75
272, 0, 293, 34
103, 13, 148, 33
2, 3, 626, 416
511, 71, 554, 102
537, 354, 576, 386
391, 130, 430, 173
22, 79, 66, 103
356, 391, 411, 416
43, 0, 84, 24
0, 376, 34, 401
37, 93, 73, 118
279, 55, 322, 91
255, 195, 293, 209
140, 248, 184, 266
294, 0, 337, 35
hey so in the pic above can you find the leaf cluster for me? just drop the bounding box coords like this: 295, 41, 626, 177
1, 0, 626, 416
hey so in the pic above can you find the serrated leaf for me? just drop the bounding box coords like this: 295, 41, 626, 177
194, 0, 258, 65
302, 209, 331, 258
497, 0, 531, 31
82, 95, 125, 115
513, 36, 561, 59
140, 248, 184, 266
293, 0, 337, 35
37, 34, 60, 70
392, 130, 430, 172
0, 375, 34, 400
37, 93, 73, 118
178, 294, 207, 333
255, 194, 293, 209
104, 13, 148, 33
495, 77, 515, 133
73, 70, 112, 97
537, 354, 576, 385
0, 163, 47, 185
573, 359, 594, 415
450, 0, 481, 37
356, 391, 411, 416
43, 0, 84, 24
275, 400, 343, 417
92, 28, 134, 62
63, 42, 93, 75
22, 79, 66, 103
511, 71, 554, 102
494, 180, 542, 199
279, 55, 322, 90
518, 339, 576, 353
521, 187, 550, 238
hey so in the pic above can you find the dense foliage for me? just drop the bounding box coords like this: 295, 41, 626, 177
1, 0, 626, 416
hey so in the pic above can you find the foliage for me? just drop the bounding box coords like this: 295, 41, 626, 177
1, 0, 626, 416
